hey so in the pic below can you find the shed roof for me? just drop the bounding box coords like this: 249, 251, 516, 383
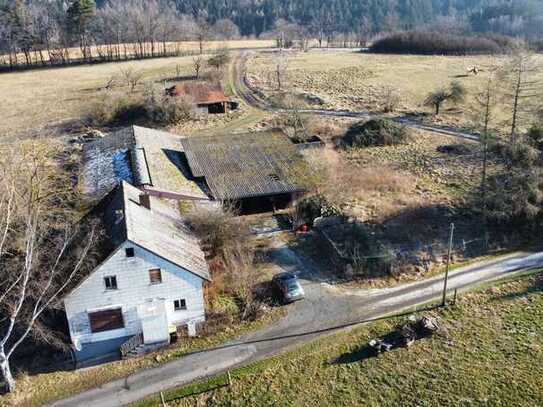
180, 130, 306, 200
98, 181, 210, 281
168, 82, 229, 105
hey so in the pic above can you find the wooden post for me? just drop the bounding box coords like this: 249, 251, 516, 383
442, 223, 455, 307
160, 391, 167, 406
227, 371, 232, 386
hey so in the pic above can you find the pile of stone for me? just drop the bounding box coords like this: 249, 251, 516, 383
368, 316, 440, 356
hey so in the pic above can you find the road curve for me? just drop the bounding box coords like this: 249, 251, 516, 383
49, 246, 542, 407
233, 51, 480, 142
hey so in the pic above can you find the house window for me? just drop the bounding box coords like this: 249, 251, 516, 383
125, 248, 135, 257
149, 269, 162, 284
88, 308, 124, 333
174, 299, 187, 311
104, 276, 118, 290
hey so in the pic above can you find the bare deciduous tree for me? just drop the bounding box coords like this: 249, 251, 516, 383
119, 66, 144, 92
192, 55, 204, 79
274, 50, 289, 91
213, 18, 240, 40
382, 86, 401, 113
195, 14, 211, 55
473, 66, 500, 223
0, 141, 99, 392
501, 49, 542, 144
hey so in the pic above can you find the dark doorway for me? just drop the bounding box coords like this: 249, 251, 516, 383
234, 193, 294, 215
203, 103, 226, 114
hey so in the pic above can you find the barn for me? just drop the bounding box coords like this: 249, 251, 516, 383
166, 82, 235, 114
180, 130, 308, 214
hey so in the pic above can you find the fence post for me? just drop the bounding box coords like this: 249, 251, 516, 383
160, 391, 167, 407
227, 371, 232, 386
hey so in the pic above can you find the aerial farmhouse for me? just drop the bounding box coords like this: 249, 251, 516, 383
64, 181, 210, 365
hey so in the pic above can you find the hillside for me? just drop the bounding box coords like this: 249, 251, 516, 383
156, 0, 540, 38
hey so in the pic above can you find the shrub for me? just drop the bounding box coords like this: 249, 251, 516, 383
381, 86, 401, 113
295, 194, 342, 226
484, 169, 543, 224
207, 51, 231, 70
87, 87, 194, 127
344, 223, 394, 278
341, 119, 410, 148
185, 206, 262, 321
529, 40, 543, 52
423, 81, 466, 115
145, 88, 194, 125
490, 140, 541, 169
370, 31, 515, 55
527, 125, 543, 151
86, 91, 146, 126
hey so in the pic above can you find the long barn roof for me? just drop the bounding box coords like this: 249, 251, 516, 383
180, 130, 306, 200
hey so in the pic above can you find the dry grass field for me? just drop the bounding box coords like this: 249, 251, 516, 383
0, 41, 273, 138
0, 56, 192, 137
247, 50, 543, 133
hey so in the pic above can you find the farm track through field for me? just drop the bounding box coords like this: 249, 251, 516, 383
233, 51, 481, 142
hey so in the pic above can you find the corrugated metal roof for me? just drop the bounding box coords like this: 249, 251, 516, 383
100, 181, 210, 281
180, 130, 306, 200
167, 82, 229, 105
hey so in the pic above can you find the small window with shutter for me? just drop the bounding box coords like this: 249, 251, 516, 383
149, 269, 162, 284
125, 248, 135, 257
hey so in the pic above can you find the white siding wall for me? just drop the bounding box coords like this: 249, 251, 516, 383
64, 241, 205, 345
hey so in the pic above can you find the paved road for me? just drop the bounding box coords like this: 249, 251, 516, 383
49, 240, 543, 407
233, 52, 480, 142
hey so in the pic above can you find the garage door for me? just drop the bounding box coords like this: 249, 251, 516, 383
88, 308, 124, 333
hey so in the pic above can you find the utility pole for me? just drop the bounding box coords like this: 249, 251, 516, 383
442, 223, 455, 307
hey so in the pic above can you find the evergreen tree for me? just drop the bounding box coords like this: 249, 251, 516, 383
66, 0, 95, 60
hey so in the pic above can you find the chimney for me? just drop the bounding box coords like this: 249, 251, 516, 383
139, 194, 151, 210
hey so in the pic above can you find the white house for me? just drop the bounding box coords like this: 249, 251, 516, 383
64, 181, 210, 365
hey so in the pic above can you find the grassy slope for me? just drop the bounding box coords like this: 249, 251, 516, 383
139, 274, 543, 407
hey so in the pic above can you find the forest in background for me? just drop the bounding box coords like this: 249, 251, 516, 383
1, 0, 543, 70
168, 0, 543, 39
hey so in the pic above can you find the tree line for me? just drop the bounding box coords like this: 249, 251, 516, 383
0, 0, 241, 70
2, 0, 543, 70
173, 0, 543, 40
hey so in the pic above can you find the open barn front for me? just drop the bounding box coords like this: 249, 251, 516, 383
180, 131, 308, 216
229, 192, 297, 215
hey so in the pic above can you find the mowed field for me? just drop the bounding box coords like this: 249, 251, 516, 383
0, 40, 273, 138
247, 51, 543, 133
